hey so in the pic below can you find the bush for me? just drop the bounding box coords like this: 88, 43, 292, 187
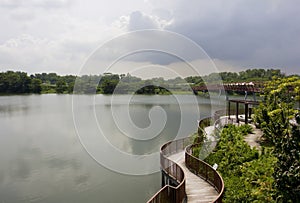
203, 124, 276, 202
239, 124, 253, 135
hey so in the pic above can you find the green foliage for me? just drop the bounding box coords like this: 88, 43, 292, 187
0, 71, 76, 94
205, 125, 259, 174
254, 76, 300, 202
41, 83, 56, 93
67, 82, 75, 93
56, 79, 68, 94
223, 152, 276, 203
253, 76, 300, 144
135, 85, 171, 95
239, 124, 253, 135
30, 78, 42, 93
187, 68, 284, 86
0, 68, 288, 95
185, 69, 284, 87
273, 114, 300, 202
72, 74, 99, 94
99, 74, 120, 94
0, 71, 31, 93
204, 124, 276, 202
185, 75, 204, 85
238, 69, 284, 81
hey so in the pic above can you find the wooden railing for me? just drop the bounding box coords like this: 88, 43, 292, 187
147, 137, 193, 203
185, 144, 224, 203
147, 113, 226, 203
197, 117, 213, 141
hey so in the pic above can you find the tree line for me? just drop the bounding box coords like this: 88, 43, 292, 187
0, 68, 287, 94
185, 68, 284, 85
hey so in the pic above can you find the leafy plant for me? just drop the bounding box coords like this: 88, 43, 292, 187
273, 113, 300, 202
203, 124, 275, 202
239, 124, 253, 135
253, 76, 300, 202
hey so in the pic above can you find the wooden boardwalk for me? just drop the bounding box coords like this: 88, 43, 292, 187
168, 152, 219, 203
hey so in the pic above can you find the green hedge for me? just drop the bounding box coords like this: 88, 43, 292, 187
203, 124, 276, 202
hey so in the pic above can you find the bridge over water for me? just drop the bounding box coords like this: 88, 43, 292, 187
192, 82, 264, 93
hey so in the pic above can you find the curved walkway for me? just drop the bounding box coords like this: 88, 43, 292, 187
243, 124, 262, 150
168, 152, 219, 203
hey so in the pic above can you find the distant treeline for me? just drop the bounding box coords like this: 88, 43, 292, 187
0, 68, 287, 94
185, 68, 285, 84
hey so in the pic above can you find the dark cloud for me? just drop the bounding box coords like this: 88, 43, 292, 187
164, 0, 300, 74
122, 51, 182, 65
121, 1, 300, 74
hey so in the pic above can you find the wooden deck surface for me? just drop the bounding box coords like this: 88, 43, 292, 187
168, 152, 218, 203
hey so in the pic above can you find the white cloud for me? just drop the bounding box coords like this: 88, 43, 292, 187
113, 10, 173, 31
0, 34, 75, 73
127, 11, 172, 30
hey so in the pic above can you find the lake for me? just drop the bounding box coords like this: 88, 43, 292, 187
0, 94, 225, 203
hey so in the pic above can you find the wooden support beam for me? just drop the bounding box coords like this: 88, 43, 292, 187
245, 103, 248, 124
236, 102, 239, 123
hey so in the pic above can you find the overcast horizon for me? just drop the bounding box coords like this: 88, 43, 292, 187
0, 0, 299, 78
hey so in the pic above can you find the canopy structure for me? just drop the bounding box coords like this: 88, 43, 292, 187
228, 99, 259, 124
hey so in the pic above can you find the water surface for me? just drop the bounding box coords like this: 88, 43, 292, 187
0, 94, 223, 202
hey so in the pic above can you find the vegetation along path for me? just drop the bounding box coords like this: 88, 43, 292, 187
243, 124, 263, 150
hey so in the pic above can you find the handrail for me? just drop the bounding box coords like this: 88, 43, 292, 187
147, 111, 226, 203
147, 137, 193, 203
214, 116, 231, 134
185, 144, 224, 203
197, 116, 213, 143
192, 114, 225, 202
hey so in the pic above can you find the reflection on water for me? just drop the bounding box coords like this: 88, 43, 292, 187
0, 94, 224, 202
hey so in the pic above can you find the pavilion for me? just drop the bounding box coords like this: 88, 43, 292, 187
228, 99, 259, 124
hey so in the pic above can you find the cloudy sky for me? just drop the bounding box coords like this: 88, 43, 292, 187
0, 0, 299, 77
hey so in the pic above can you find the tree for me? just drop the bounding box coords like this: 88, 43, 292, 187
254, 76, 300, 202
18, 71, 31, 93
273, 112, 300, 202
47, 73, 59, 84
67, 82, 75, 93
56, 79, 67, 93
100, 74, 119, 94
254, 76, 300, 144
0, 71, 31, 93
30, 78, 42, 93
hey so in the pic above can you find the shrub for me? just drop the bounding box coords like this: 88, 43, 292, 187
203, 124, 275, 202
239, 124, 253, 135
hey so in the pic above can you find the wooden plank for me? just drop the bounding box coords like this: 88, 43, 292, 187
168, 152, 218, 203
